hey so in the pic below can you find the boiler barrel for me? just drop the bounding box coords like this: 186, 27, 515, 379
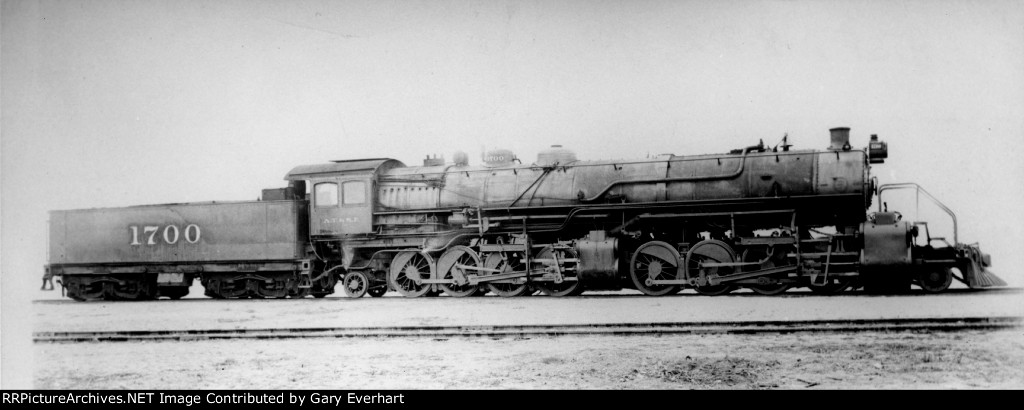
376, 150, 866, 210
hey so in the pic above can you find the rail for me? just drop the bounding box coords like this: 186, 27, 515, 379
877, 182, 958, 246
34, 317, 1021, 343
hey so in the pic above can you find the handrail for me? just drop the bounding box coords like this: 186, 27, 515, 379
877, 183, 958, 246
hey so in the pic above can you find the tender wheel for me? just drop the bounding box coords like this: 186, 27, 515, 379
741, 247, 791, 296
484, 252, 530, 297
388, 251, 433, 297
686, 240, 737, 296
630, 241, 682, 296
437, 246, 484, 297
918, 267, 953, 293
65, 277, 106, 301
245, 275, 288, 299
533, 247, 583, 297
289, 276, 312, 298
203, 279, 226, 299
109, 275, 158, 300
343, 271, 369, 298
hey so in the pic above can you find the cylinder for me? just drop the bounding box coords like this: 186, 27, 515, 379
829, 127, 851, 151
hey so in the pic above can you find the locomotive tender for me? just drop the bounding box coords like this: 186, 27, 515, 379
42, 127, 1005, 301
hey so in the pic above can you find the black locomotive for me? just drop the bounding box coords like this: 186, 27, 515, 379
43, 127, 1005, 300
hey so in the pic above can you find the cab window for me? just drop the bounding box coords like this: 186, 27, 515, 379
314, 183, 338, 207
343, 181, 366, 205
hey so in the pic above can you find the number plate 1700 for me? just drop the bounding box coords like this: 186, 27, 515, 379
130, 224, 201, 246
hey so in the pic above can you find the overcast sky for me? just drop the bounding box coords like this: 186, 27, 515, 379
3, 0, 1023, 387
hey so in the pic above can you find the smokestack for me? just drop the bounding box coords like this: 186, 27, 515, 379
829, 127, 851, 151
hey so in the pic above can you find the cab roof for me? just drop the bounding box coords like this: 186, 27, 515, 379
284, 158, 405, 180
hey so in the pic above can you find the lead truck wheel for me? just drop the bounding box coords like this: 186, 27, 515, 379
918, 267, 953, 293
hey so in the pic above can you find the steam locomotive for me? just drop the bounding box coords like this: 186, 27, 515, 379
42, 127, 1005, 301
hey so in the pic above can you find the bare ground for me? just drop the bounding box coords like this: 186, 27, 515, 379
35, 329, 1024, 389
32, 289, 1024, 333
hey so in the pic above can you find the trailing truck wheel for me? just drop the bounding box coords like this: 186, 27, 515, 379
630, 241, 683, 296
917, 268, 953, 293
534, 247, 584, 297
388, 252, 433, 297
437, 246, 484, 297
343, 271, 369, 298
686, 240, 738, 296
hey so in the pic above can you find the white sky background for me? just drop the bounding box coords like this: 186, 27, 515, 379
2, 0, 1023, 387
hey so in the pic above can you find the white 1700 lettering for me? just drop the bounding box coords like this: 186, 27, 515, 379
130, 224, 201, 245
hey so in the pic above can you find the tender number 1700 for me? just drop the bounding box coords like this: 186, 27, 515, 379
130, 224, 201, 245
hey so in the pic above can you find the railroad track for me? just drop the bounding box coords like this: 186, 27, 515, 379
29, 287, 1024, 305
34, 317, 1021, 343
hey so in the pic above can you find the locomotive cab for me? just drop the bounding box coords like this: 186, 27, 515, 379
285, 158, 405, 237
310, 178, 372, 235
